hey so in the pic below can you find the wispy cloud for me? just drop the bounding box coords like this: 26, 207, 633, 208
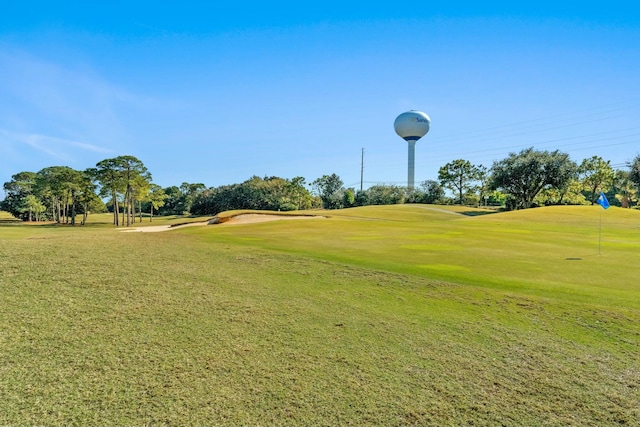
0, 47, 138, 157
0, 129, 114, 161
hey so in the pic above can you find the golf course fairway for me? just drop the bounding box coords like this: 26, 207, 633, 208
0, 204, 638, 425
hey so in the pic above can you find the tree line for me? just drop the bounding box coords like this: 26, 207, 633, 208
438, 149, 640, 210
1, 155, 164, 225
310, 149, 640, 210
2, 149, 640, 224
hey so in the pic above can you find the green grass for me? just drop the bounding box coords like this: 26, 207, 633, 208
0, 210, 15, 219
203, 205, 640, 303
0, 205, 638, 425
0, 210, 22, 223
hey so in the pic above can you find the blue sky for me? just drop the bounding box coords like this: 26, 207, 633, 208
1, 2, 639, 192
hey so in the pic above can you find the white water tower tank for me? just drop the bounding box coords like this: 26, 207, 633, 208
394, 110, 431, 188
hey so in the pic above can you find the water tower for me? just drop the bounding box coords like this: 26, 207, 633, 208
394, 110, 431, 188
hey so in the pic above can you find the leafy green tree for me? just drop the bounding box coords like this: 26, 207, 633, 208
342, 188, 355, 207
23, 194, 46, 222
404, 181, 444, 204
366, 184, 406, 205
613, 170, 638, 208
578, 156, 615, 204
242, 176, 286, 210
189, 186, 228, 215
156, 182, 205, 215
485, 190, 507, 207
1, 171, 37, 220
5, 166, 97, 225
74, 169, 104, 225
189, 176, 315, 215
463, 192, 480, 207
119, 156, 151, 226
35, 166, 80, 224
438, 159, 482, 204
418, 180, 445, 204
94, 156, 151, 226
534, 179, 587, 206
158, 186, 182, 215
130, 175, 152, 223
3, 171, 36, 196
93, 158, 125, 225
179, 182, 206, 214
311, 174, 344, 209
630, 155, 640, 188
476, 165, 490, 206
490, 147, 577, 210
403, 187, 421, 204
287, 177, 314, 210
146, 184, 168, 221
63, 167, 84, 225
354, 190, 369, 207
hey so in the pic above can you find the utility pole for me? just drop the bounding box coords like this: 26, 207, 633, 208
360, 147, 364, 192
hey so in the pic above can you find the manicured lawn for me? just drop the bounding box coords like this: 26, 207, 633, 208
203, 205, 640, 302
0, 205, 638, 425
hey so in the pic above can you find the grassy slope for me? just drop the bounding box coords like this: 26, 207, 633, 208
0, 205, 638, 426
205, 205, 640, 302
0, 210, 21, 223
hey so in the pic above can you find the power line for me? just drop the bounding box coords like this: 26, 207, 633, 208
427, 98, 640, 145
356, 99, 640, 186
419, 98, 640, 164
424, 127, 640, 161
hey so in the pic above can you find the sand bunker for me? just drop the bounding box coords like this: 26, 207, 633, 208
118, 222, 208, 233
119, 214, 324, 232
219, 214, 323, 225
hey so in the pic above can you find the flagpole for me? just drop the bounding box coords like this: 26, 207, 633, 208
598, 209, 602, 255
596, 191, 609, 255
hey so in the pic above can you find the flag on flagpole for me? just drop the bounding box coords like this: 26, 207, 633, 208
596, 192, 610, 209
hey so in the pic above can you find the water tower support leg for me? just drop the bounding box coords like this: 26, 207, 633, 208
407, 140, 416, 189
